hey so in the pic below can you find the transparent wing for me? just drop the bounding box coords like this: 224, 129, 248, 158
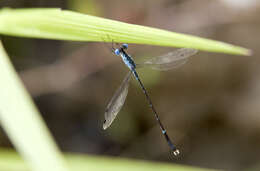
136, 48, 198, 71
103, 71, 132, 130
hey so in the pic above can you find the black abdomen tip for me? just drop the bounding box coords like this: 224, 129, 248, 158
172, 149, 180, 156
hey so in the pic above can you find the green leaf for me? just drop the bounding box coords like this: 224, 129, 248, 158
0, 8, 251, 55
0, 41, 68, 171
0, 149, 221, 171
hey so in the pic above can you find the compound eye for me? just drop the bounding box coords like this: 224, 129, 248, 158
114, 49, 120, 56
122, 44, 128, 49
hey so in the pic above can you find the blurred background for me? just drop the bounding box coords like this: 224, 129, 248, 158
0, 0, 259, 170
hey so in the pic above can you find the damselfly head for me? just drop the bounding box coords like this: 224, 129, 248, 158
114, 49, 120, 56
122, 44, 128, 50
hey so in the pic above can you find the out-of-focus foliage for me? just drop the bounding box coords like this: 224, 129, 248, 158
0, 149, 218, 171
0, 41, 68, 171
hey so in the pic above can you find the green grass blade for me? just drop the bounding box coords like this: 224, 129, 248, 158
0, 149, 221, 171
0, 41, 68, 171
0, 8, 251, 55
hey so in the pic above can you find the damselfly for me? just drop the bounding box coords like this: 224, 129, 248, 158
103, 43, 198, 155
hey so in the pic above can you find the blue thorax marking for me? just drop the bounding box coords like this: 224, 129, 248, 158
120, 49, 136, 70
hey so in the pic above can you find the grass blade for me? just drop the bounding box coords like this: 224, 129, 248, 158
0, 148, 221, 171
0, 41, 68, 171
0, 8, 251, 55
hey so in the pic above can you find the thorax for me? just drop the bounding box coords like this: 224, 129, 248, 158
120, 50, 136, 70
